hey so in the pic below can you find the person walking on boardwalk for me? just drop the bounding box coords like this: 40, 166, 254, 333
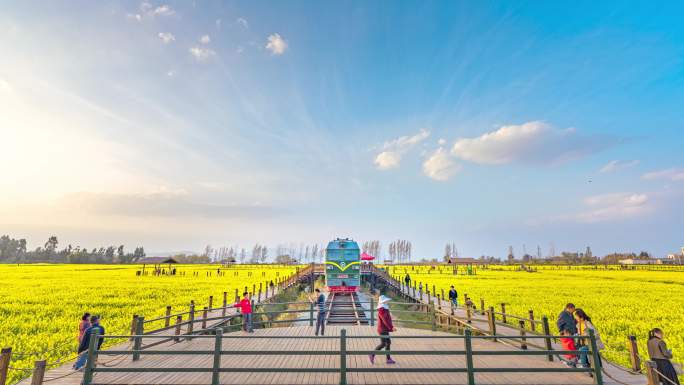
234, 292, 253, 333
404, 274, 411, 286
369, 293, 396, 365
556, 303, 577, 334
309, 288, 327, 336
448, 286, 458, 307
78, 312, 91, 343
647, 328, 681, 385
574, 308, 604, 369
73, 315, 105, 370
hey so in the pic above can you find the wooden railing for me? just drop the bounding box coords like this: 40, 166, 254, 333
82, 329, 605, 385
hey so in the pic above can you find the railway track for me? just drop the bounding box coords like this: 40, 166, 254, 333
325, 292, 369, 325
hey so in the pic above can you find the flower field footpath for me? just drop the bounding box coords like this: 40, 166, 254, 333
0, 264, 299, 385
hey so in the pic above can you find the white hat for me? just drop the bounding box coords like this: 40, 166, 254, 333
377, 295, 391, 309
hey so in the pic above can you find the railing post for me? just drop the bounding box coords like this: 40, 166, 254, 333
0, 347, 12, 385
133, 316, 144, 361
212, 328, 222, 385
82, 328, 100, 385
501, 303, 507, 324
30, 360, 46, 385
202, 307, 208, 329
464, 329, 475, 385
441, 288, 445, 305
129, 314, 138, 341
222, 292, 227, 317
234, 289, 239, 303
519, 320, 528, 350
431, 302, 437, 331
165, 306, 172, 328
309, 302, 314, 326
252, 284, 256, 297
258, 288, 262, 303
187, 305, 195, 338
209, 296, 213, 310
370, 298, 375, 326
627, 335, 641, 372
466, 302, 472, 324
174, 315, 182, 342
528, 310, 535, 332
542, 316, 553, 362
480, 298, 485, 315
339, 329, 347, 385
645, 361, 660, 385
587, 329, 603, 384
487, 306, 497, 342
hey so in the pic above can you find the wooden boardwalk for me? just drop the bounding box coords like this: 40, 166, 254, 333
18, 326, 601, 385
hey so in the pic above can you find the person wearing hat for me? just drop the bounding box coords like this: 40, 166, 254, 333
369, 293, 396, 364
73, 315, 105, 370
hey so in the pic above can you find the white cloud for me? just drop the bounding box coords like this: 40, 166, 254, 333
215, 19, 222, 29
574, 193, 650, 223
374, 129, 430, 170
236, 17, 249, 29
599, 159, 639, 173
423, 148, 461, 181
152, 5, 175, 16
266, 33, 288, 55
437, 138, 446, 146
451, 121, 612, 165
158, 32, 175, 44
0, 78, 12, 93
199, 35, 210, 44
189, 46, 216, 61
166, 70, 176, 77
374, 151, 401, 170
641, 168, 684, 182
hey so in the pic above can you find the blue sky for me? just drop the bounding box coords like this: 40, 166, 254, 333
1, 1, 683, 259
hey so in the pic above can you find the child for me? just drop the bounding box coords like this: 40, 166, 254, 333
559, 329, 578, 367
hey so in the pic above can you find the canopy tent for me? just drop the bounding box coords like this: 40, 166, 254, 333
360, 252, 375, 261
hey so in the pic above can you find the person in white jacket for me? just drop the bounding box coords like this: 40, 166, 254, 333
574, 308, 604, 369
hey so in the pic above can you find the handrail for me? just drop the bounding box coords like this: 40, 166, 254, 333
82, 329, 603, 385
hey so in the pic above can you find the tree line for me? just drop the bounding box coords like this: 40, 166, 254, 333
0, 235, 145, 264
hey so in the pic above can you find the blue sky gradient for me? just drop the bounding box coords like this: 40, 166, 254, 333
1, 1, 683, 258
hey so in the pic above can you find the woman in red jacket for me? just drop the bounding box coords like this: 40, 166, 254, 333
369, 294, 396, 364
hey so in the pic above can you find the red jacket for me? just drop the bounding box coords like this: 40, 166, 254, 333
234, 298, 252, 314
377, 308, 394, 333
560, 337, 577, 360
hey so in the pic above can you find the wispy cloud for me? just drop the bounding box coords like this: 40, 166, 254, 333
423, 148, 461, 181
641, 168, 684, 182
574, 192, 650, 223
151, 4, 175, 16
199, 35, 210, 44
158, 32, 175, 44
189, 46, 216, 61
599, 159, 639, 173
451, 121, 613, 165
265, 33, 287, 55
374, 129, 430, 170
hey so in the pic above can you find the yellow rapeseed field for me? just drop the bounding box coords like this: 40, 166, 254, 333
0, 264, 299, 385
386, 265, 684, 371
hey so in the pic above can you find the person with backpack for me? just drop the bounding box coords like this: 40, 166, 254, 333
73, 315, 105, 370
648, 328, 681, 385
369, 293, 396, 365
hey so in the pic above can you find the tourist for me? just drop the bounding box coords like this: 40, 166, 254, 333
369, 293, 396, 365
559, 329, 578, 367
73, 315, 105, 370
574, 308, 604, 369
556, 303, 577, 334
309, 288, 327, 336
418, 282, 423, 293
448, 286, 458, 307
78, 313, 91, 343
234, 292, 253, 333
647, 328, 681, 385
404, 274, 411, 286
